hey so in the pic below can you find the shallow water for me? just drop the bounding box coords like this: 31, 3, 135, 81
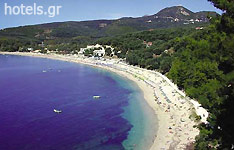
0, 55, 157, 150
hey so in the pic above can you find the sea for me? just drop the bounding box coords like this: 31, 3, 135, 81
0, 54, 157, 150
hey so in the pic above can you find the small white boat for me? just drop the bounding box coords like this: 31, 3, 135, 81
93, 96, 101, 99
42, 70, 47, 73
54, 109, 62, 113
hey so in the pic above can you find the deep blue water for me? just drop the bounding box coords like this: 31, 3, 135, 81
0, 55, 157, 150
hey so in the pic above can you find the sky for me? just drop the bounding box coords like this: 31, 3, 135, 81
0, 0, 222, 29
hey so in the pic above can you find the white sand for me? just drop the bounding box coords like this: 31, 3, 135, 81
1, 52, 208, 150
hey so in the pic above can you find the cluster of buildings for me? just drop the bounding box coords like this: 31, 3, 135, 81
183, 18, 204, 24
145, 16, 206, 24
79, 44, 115, 57
25, 42, 115, 57
25, 42, 58, 54
26, 47, 54, 54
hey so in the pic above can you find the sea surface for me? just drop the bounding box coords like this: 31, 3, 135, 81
0, 54, 157, 150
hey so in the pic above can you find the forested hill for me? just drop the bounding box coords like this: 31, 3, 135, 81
0, 6, 218, 40
98, 1, 234, 149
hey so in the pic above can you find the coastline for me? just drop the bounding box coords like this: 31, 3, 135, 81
0, 52, 206, 150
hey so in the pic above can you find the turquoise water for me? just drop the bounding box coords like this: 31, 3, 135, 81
106, 72, 158, 150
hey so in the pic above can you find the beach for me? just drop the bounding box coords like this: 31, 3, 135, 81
0, 52, 208, 150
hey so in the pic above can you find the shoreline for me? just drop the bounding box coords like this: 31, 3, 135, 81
1, 52, 207, 150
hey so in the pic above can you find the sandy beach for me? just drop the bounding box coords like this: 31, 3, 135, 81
0, 52, 208, 150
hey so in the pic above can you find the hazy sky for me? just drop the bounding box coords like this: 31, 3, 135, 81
0, 0, 222, 29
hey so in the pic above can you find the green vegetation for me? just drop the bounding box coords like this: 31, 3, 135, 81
166, 1, 234, 148
190, 110, 202, 122
97, 1, 234, 149
0, 2, 233, 149
0, 6, 216, 54
97, 27, 199, 72
83, 49, 94, 57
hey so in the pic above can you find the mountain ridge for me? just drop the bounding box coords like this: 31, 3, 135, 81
0, 6, 219, 39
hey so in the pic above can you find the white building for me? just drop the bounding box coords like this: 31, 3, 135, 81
146, 20, 152, 23
174, 18, 179, 22
93, 49, 105, 57
86, 44, 102, 49
27, 48, 34, 51
79, 44, 114, 57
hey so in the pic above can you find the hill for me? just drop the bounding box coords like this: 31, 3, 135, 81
0, 6, 218, 41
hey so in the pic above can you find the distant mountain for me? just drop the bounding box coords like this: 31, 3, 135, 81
156, 6, 194, 18
0, 6, 219, 40
154, 6, 217, 21
135, 6, 218, 27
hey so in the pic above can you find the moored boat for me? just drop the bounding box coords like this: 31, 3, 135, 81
54, 109, 62, 113
93, 96, 101, 99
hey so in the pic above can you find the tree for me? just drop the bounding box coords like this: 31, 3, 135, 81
105, 48, 112, 56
